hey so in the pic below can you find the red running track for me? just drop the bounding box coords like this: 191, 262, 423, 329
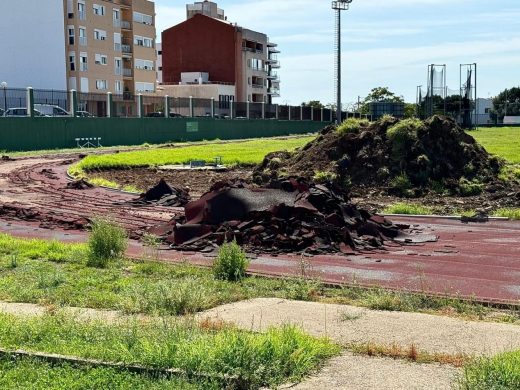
0, 155, 519, 304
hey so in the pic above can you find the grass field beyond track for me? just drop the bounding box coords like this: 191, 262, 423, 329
471, 127, 520, 163
71, 136, 315, 174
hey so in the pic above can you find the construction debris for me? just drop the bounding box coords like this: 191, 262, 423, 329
66, 179, 94, 190
130, 179, 191, 207
148, 180, 437, 255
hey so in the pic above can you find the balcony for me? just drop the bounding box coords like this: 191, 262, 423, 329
121, 20, 131, 30
268, 47, 281, 54
123, 68, 133, 77
122, 44, 132, 54
252, 83, 264, 89
268, 88, 280, 97
267, 72, 279, 81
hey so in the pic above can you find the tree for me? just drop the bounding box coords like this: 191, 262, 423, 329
302, 100, 325, 109
491, 87, 520, 121
360, 87, 404, 114
404, 103, 417, 118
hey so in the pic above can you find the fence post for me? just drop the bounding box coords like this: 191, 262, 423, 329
288, 105, 291, 121
70, 89, 78, 117
246, 100, 250, 119
329, 108, 333, 122
275, 104, 279, 120
137, 94, 144, 118
230, 100, 234, 119
164, 95, 170, 118
26, 87, 35, 117
210, 97, 215, 117
261, 102, 265, 119
320, 108, 324, 122
300, 104, 304, 121
189, 96, 194, 117
106, 92, 113, 118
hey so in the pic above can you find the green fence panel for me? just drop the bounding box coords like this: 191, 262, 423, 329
0, 118, 328, 152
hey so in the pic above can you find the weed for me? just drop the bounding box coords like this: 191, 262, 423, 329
458, 177, 483, 196
457, 350, 520, 389
8, 253, 18, 269
337, 118, 369, 135
383, 202, 433, 215
213, 241, 249, 282
339, 310, 363, 321
493, 208, 520, 220
87, 219, 128, 268
389, 173, 413, 196
313, 170, 338, 184
141, 232, 161, 261
386, 118, 423, 161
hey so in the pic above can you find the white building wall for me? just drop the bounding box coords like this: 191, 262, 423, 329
0, 0, 66, 90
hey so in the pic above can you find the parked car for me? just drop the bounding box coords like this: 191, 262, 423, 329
33, 104, 70, 117
0, 108, 4, 116
75, 110, 94, 118
146, 111, 185, 118
3, 108, 44, 117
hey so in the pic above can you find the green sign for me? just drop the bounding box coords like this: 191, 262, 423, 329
186, 122, 199, 133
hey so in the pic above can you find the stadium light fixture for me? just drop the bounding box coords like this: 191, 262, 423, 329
331, 0, 353, 124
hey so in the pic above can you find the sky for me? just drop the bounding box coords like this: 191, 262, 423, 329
154, 0, 520, 106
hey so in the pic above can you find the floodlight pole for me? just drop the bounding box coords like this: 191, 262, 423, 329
332, 0, 353, 124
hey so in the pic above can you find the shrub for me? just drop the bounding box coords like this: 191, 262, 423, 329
458, 178, 483, 197
87, 218, 128, 268
313, 171, 337, 184
389, 173, 413, 196
337, 118, 369, 135
213, 241, 249, 281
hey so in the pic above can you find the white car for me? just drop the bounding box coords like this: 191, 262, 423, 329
33, 104, 70, 117
3, 108, 44, 117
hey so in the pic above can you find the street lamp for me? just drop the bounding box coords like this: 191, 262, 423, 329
332, 0, 353, 124
1, 82, 7, 113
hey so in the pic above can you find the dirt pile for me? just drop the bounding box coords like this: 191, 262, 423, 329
253, 116, 502, 196
66, 179, 94, 190
147, 180, 436, 255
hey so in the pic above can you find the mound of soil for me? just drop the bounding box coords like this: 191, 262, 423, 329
147, 179, 436, 255
253, 116, 502, 195
128, 179, 191, 207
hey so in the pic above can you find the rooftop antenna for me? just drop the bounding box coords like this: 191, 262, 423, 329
332, 0, 353, 124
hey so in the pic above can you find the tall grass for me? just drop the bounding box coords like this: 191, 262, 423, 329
213, 241, 249, 282
457, 350, 520, 389
87, 219, 128, 268
383, 202, 434, 215
493, 208, 520, 220
0, 356, 204, 390
0, 313, 339, 389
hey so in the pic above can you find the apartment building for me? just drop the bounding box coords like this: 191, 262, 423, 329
65, 0, 157, 96
160, 1, 280, 104
0, 0, 157, 115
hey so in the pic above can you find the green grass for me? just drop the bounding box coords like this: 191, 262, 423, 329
471, 127, 520, 163
0, 313, 339, 389
0, 234, 513, 322
493, 208, 520, 220
70, 137, 315, 176
0, 356, 202, 390
383, 202, 434, 215
457, 350, 520, 389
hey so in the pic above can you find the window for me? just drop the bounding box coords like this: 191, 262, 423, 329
94, 29, 107, 41
248, 58, 263, 71
115, 81, 123, 93
135, 82, 155, 93
80, 77, 89, 93
135, 59, 154, 70
93, 4, 105, 16
114, 58, 122, 75
485, 108, 490, 114
133, 12, 153, 25
79, 27, 87, 45
78, 1, 86, 20
134, 36, 153, 48
79, 53, 88, 71
95, 54, 108, 65
157, 50, 162, 55
68, 26, 75, 45
96, 80, 108, 90
69, 52, 76, 71
113, 9, 120, 27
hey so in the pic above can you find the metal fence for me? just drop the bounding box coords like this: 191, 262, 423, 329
0, 87, 339, 122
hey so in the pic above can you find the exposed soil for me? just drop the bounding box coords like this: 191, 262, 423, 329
92, 167, 253, 197
91, 167, 520, 215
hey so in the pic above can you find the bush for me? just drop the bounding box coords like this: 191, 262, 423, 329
337, 118, 369, 135
389, 173, 413, 196
213, 241, 249, 281
458, 178, 483, 197
87, 219, 128, 268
